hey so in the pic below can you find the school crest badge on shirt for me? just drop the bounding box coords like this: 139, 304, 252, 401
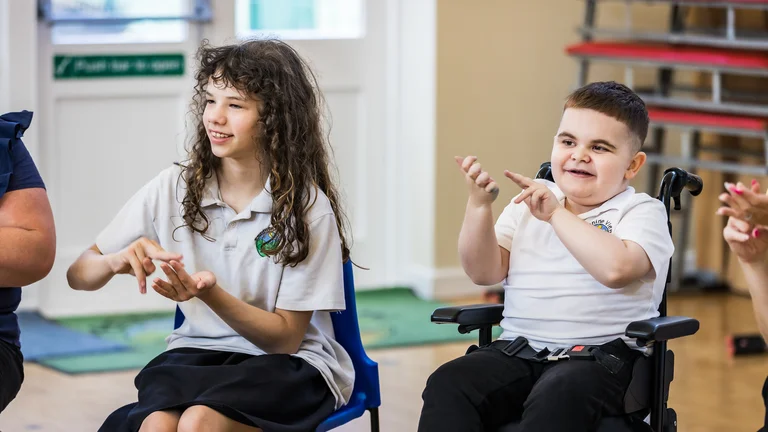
255, 228, 280, 257
591, 218, 613, 233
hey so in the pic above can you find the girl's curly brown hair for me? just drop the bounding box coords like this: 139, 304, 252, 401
180, 38, 351, 266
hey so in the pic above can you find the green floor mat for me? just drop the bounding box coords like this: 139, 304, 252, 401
356, 288, 500, 349
36, 288, 501, 374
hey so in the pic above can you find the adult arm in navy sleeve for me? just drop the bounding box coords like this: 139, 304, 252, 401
0, 111, 55, 287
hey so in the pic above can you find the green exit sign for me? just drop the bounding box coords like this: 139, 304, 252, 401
54, 54, 185, 79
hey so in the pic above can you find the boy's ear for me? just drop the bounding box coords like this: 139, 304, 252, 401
625, 151, 647, 180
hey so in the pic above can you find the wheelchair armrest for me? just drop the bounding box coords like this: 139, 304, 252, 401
625, 316, 700, 347
431, 304, 504, 326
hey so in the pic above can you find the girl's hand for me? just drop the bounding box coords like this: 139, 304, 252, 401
505, 170, 561, 222
717, 179, 768, 228
455, 156, 500, 207
723, 216, 768, 264
106, 237, 183, 294
152, 260, 217, 302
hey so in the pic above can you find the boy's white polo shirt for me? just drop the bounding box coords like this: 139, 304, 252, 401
95, 165, 354, 409
494, 179, 674, 352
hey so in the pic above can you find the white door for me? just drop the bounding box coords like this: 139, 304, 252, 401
35, 0, 397, 317
258, 1, 397, 292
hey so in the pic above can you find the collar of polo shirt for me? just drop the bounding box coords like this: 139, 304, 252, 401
200, 171, 273, 213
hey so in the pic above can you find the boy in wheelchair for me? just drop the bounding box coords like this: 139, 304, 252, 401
417, 81, 675, 432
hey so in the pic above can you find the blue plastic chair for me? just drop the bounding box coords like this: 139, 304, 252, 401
173, 260, 381, 431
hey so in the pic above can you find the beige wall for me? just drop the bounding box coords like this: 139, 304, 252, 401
434, 0, 677, 269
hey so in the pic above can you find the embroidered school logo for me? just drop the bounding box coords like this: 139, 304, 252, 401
255, 228, 280, 257
591, 219, 613, 233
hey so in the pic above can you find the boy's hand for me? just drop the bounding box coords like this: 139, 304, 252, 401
723, 216, 768, 264
505, 171, 561, 222
455, 156, 499, 207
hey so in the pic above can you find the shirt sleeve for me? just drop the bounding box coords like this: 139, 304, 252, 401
494, 197, 525, 251
276, 213, 345, 312
613, 197, 675, 282
0, 111, 45, 196
6, 141, 45, 192
95, 178, 160, 255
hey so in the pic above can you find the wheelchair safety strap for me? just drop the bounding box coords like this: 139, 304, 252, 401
489, 337, 629, 374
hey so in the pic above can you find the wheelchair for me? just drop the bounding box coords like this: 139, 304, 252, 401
431, 162, 703, 432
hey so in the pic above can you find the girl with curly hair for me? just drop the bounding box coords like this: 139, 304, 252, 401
67, 38, 354, 432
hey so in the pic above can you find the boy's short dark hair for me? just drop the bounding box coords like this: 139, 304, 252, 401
564, 81, 649, 151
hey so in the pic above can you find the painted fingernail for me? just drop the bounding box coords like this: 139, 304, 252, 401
752, 179, 758, 186
754, 228, 760, 238
729, 186, 743, 195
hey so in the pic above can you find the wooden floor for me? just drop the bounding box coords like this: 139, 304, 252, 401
0, 293, 765, 432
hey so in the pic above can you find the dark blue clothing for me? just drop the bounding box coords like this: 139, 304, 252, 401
0, 111, 45, 347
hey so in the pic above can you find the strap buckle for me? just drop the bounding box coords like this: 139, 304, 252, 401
500, 337, 529, 357
566, 345, 599, 359
545, 348, 570, 362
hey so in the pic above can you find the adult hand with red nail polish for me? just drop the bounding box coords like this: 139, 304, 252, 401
717, 179, 768, 228
722, 181, 768, 370
723, 215, 768, 264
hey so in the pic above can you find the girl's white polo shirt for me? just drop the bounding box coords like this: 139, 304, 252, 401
96, 165, 354, 409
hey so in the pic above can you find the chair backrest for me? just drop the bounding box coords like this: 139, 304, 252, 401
331, 260, 381, 409
173, 304, 184, 329
171, 260, 381, 409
